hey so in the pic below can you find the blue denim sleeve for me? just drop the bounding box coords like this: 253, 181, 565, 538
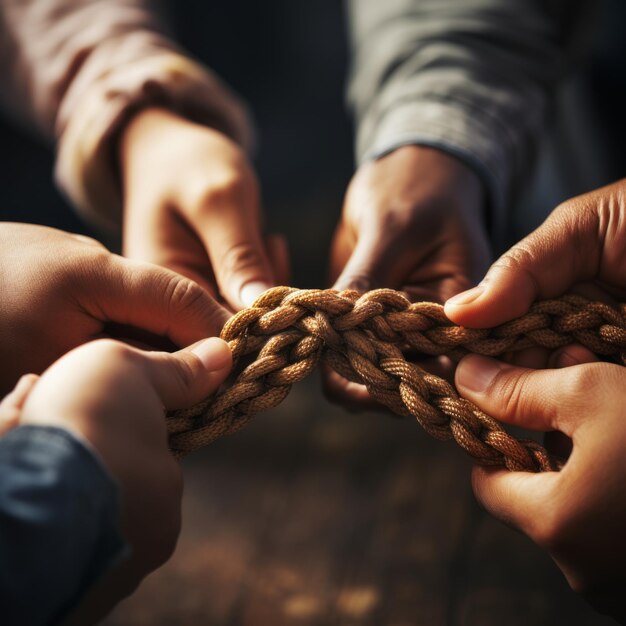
0, 425, 128, 625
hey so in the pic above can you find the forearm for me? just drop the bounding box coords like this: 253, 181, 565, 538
0, 0, 253, 229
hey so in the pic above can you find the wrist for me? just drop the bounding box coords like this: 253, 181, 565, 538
119, 107, 186, 171
392, 145, 485, 220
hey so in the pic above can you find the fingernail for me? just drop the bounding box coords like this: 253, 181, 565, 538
447, 285, 485, 307
456, 355, 502, 393
240, 281, 271, 307
190, 337, 232, 371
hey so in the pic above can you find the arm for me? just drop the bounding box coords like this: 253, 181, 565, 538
0, 425, 127, 626
0, 336, 232, 623
326, 0, 592, 407
0, 0, 252, 230
346, 0, 592, 228
0, 0, 285, 308
0, 223, 229, 394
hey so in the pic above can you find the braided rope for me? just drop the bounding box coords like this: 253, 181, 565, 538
168, 288, 626, 472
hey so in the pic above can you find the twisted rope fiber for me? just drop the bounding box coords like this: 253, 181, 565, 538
168, 288, 626, 472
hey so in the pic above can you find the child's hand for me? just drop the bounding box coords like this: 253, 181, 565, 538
455, 356, 626, 622
445, 179, 626, 329
327, 145, 490, 408
120, 107, 289, 310
17, 336, 232, 621
0, 223, 229, 394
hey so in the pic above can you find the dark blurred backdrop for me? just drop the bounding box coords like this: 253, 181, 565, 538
2, 2, 626, 625
2, 0, 626, 271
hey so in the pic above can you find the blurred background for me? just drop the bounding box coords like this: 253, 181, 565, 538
1, 0, 625, 624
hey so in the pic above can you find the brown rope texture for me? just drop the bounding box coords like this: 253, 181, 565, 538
168, 288, 626, 472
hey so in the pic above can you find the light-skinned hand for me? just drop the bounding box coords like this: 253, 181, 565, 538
12, 336, 232, 623
0, 222, 229, 395
120, 107, 289, 310
328, 145, 490, 407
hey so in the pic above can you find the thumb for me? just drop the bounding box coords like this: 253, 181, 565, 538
95, 256, 230, 347
462, 357, 565, 540
455, 355, 589, 435
144, 337, 232, 410
444, 206, 598, 327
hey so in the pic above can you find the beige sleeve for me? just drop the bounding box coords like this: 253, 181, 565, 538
0, 0, 253, 230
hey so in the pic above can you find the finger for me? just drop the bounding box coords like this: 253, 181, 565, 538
444, 207, 600, 327
92, 256, 230, 347
455, 355, 598, 434
144, 337, 232, 410
332, 231, 392, 293
265, 233, 290, 287
124, 208, 221, 297
471, 465, 560, 541
194, 192, 275, 309
0, 374, 39, 435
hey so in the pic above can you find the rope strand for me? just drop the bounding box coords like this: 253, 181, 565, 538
169, 288, 626, 471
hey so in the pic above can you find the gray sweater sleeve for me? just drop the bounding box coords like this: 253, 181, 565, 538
346, 0, 591, 222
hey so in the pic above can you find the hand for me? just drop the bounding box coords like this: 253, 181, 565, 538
327, 145, 490, 406
120, 107, 289, 310
0, 374, 39, 436
455, 355, 626, 623
445, 179, 626, 329
16, 336, 232, 622
0, 223, 228, 395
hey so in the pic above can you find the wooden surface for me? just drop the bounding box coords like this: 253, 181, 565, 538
103, 374, 613, 626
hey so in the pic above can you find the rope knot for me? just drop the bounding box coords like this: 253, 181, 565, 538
168, 287, 626, 472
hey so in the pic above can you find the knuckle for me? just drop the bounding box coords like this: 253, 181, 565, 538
166, 274, 209, 317
562, 364, 601, 398
491, 245, 536, 276
561, 363, 616, 413
219, 241, 266, 280
489, 368, 533, 421
488, 245, 542, 294
170, 354, 199, 394
188, 167, 256, 215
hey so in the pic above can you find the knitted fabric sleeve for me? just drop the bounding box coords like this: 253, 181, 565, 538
0, 0, 253, 230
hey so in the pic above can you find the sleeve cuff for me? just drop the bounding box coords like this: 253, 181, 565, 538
54, 51, 254, 231
356, 97, 516, 239
0, 425, 127, 624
